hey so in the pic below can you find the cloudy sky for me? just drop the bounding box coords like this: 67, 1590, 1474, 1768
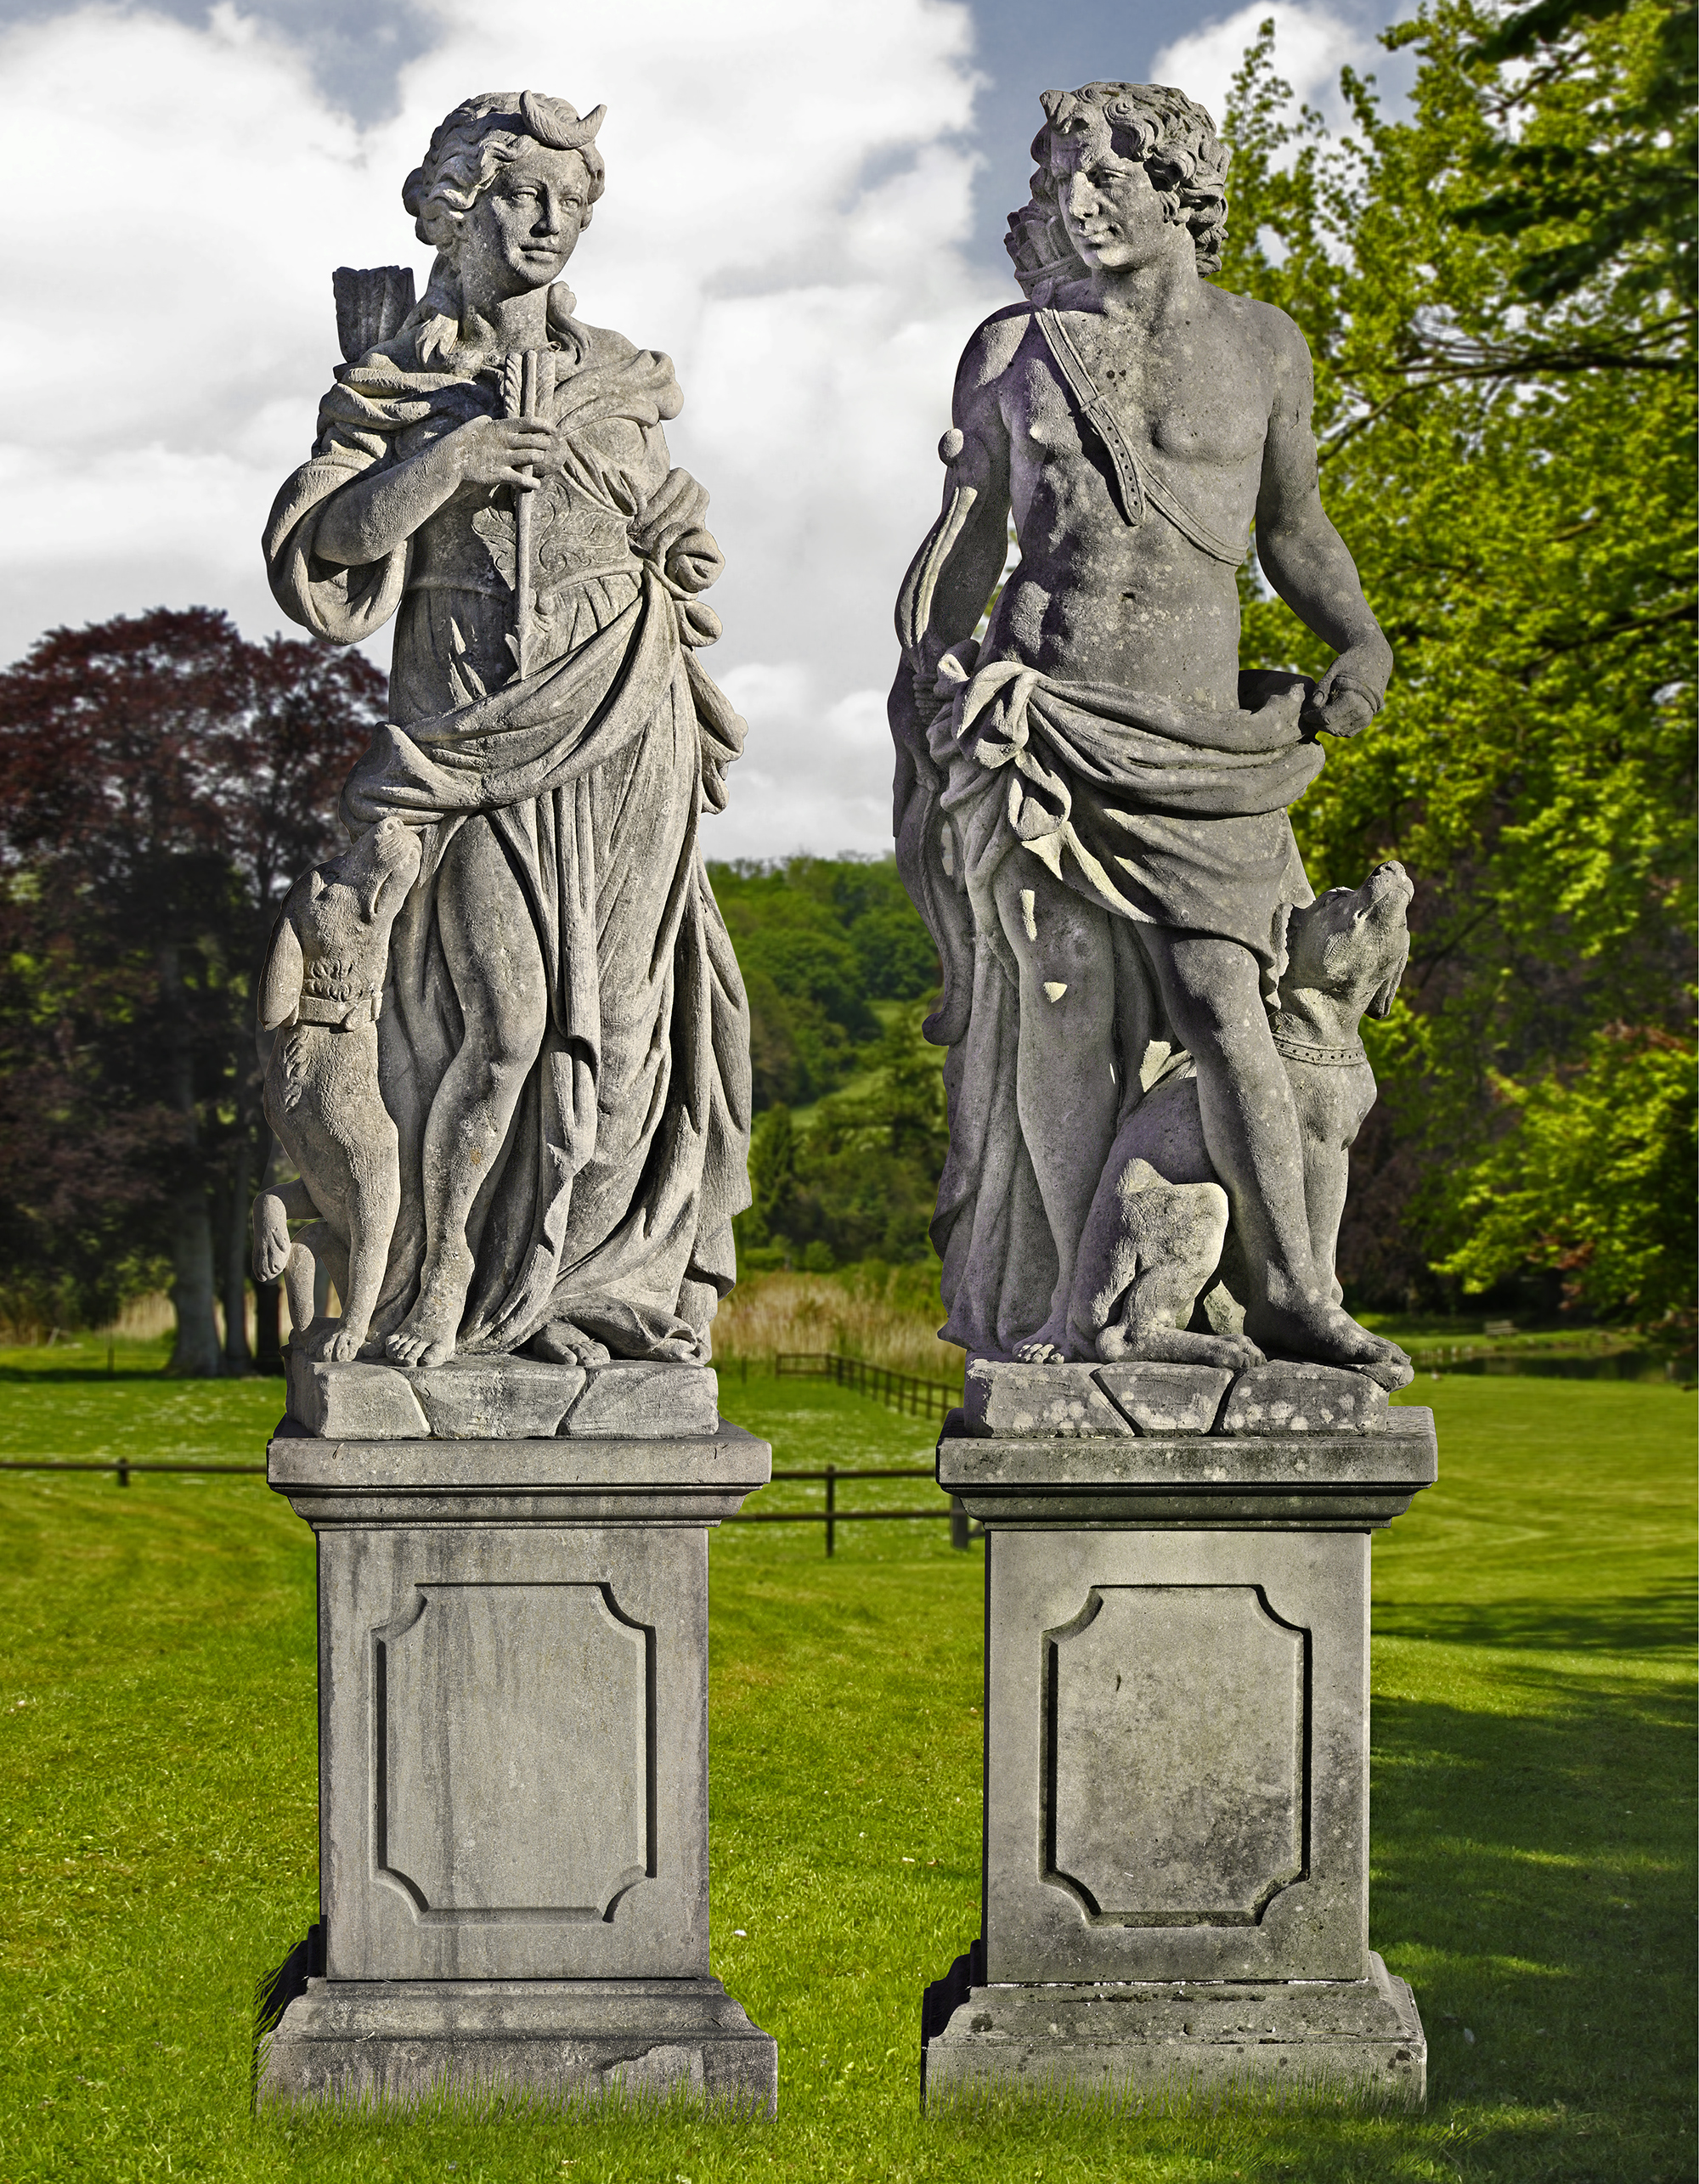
2, 0, 1408, 857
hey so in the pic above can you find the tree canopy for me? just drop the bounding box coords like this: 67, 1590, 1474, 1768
0, 609, 385, 1365
1220, 0, 1694, 1336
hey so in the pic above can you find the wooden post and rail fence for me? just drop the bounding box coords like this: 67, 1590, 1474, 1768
0, 1352, 974, 1554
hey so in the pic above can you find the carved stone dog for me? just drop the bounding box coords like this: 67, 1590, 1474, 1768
251, 817, 421, 1362
1068, 861, 1414, 1370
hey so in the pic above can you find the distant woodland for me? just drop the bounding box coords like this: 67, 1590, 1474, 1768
708, 859, 947, 1274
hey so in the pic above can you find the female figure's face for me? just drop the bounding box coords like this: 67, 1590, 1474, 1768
458, 144, 593, 303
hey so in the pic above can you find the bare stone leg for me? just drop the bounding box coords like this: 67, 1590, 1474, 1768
1137, 929, 1410, 1386
389, 818, 546, 1369
991, 858, 1119, 1361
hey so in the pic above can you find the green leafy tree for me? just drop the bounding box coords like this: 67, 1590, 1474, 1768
0, 609, 384, 1369
735, 1006, 948, 1267
1436, 1019, 1696, 1340
1218, 2, 1694, 1320
709, 857, 940, 1111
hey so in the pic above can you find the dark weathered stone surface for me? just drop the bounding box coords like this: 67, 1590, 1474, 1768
937, 1409, 1437, 1531
963, 1360, 1131, 1437
252, 89, 771, 2119
256, 91, 752, 1381
923, 1950, 1424, 2107
981, 1524, 1369, 1984
403, 1357, 585, 1438
959, 1358, 1396, 1446
566, 1360, 720, 1438
923, 1415, 1436, 2112
1095, 1361, 1233, 1433
286, 1352, 430, 1439
890, 79, 1414, 1392
1222, 1363, 1389, 1436
258, 1974, 776, 2113
282, 1354, 718, 1440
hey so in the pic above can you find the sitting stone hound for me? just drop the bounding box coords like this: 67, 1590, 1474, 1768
1068, 861, 1414, 1381
251, 816, 422, 1363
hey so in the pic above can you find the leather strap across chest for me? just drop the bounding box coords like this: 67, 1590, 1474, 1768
1035, 308, 1249, 568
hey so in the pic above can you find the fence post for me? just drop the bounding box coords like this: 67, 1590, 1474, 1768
825, 1463, 836, 1559
116, 1459, 130, 1489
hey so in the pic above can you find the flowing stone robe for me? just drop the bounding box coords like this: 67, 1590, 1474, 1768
895, 637, 1323, 1363
264, 291, 750, 1363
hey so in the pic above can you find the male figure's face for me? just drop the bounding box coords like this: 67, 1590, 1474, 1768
1054, 140, 1178, 273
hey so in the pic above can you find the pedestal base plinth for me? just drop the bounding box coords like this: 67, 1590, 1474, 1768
922, 1948, 1424, 2108
924, 1382, 1437, 2117
258, 1967, 777, 2113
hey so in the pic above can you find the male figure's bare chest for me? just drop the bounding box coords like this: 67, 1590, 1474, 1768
1005, 309, 1268, 486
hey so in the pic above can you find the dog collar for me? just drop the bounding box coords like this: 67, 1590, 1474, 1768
1271, 1016, 1367, 1066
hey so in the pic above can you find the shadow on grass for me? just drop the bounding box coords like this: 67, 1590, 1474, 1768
1365, 1652, 1695, 2164
1377, 1586, 1696, 1654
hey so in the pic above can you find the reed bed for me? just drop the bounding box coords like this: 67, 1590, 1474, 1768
713, 1266, 964, 1388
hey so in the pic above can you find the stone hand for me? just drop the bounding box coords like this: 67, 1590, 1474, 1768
658, 528, 724, 594
1302, 648, 1390, 739
446, 415, 556, 492
632, 466, 722, 592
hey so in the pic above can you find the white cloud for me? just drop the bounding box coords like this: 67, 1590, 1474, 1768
711, 669, 894, 861
3, 0, 1004, 854
1151, 2, 1386, 142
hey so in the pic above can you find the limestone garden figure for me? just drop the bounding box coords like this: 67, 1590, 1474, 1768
891, 82, 1412, 1386
263, 91, 750, 1369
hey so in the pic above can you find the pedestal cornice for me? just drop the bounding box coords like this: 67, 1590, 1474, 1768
937, 1408, 1436, 1531
267, 1419, 772, 1529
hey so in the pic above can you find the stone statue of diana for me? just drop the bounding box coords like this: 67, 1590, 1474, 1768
265, 91, 750, 1369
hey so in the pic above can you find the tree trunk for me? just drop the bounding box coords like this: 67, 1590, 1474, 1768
167, 1184, 223, 1377
158, 939, 222, 1378
222, 1134, 253, 1371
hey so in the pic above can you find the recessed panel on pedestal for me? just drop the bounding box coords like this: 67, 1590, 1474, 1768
982, 1527, 1369, 1984
374, 1581, 652, 1920
1046, 1584, 1307, 1927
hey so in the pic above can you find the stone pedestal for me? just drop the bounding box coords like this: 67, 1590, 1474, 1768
923, 1359, 1435, 2110
257, 1360, 777, 2113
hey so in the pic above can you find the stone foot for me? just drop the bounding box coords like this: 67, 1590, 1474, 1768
387, 1241, 473, 1369
528, 1318, 612, 1368
1013, 1312, 1074, 1365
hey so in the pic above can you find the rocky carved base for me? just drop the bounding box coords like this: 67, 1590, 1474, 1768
921, 1946, 1425, 2108
285, 1349, 719, 1440
965, 1358, 1389, 1439
257, 1965, 777, 2113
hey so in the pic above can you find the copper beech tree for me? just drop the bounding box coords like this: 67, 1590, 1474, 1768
0, 608, 385, 1374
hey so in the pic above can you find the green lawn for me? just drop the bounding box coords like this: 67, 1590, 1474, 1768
0, 1346, 1691, 2181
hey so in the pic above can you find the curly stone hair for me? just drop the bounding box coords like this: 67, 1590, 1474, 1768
1005, 82, 1231, 297
402, 90, 607, 310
